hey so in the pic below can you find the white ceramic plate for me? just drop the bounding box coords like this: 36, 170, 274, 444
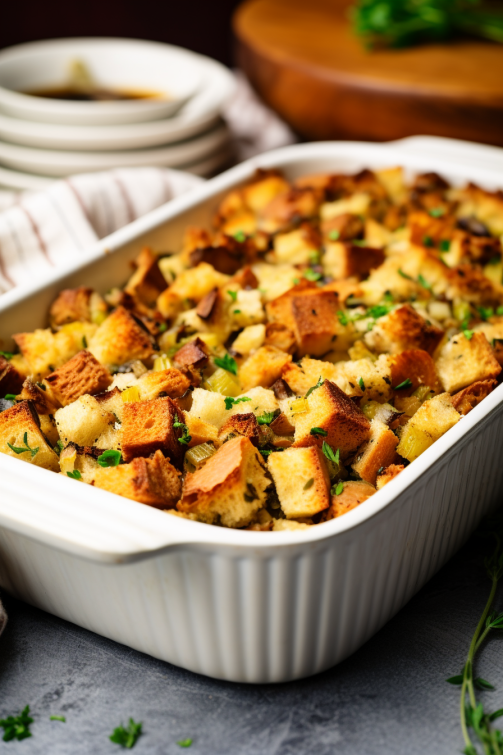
0, 121, 230, 176
0, 38, 215, 125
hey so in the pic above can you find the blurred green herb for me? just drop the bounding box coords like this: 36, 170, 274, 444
351, 0, 503, 50
110, 719, 143, 749
0, 706, 33, 741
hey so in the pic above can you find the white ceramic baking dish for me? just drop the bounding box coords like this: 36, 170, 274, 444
1, 137, 503, 684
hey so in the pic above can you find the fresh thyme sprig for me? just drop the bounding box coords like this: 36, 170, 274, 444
446, 519, 503, 754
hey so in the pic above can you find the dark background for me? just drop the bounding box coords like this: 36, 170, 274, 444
0, 0, 241, 65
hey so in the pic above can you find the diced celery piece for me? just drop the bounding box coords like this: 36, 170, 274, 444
121, 385, 140, 403
204, 368, 240, 397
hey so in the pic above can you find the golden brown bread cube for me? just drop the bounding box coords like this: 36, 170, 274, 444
45, 350, 112, 406
321, 212, 364, 241
435, 332, 502, 393
0, 400, 59, 471
218, 412, 260, 447
137, 368, 191, 402
451, 379, 498, 415
177, 436, 269, 527
364, 304, 444, 356
12, 325, 96, 379
351, 418, 399, 486
321, 481, 376, 520
376, 464, 405, 490
88, 306, 156, 367
323, 241, 385, 280
0, 356, 24, 397
124, 247, 167, 306
49, 287, 107, 328
389, 349, 442, 397
268, 445, 330, 519
264, 322, 296, 354
185, 415, 219, 447
473, 317, 503, 366
94, 450, 181, 509
121, 396, 185, 465
173, 337, 209, 370
239, 345, 292, 391
293, 379, 371, 459
260, 187, 323, 233
17, 379, 60, 415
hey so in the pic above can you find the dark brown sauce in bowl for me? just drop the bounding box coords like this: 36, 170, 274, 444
23, 87, 166, 102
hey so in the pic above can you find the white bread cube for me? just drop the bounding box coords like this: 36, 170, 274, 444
435, 332, 501, 393
55, 395, 115, 447
0, 401, 59, 472
397, 393, 460, 462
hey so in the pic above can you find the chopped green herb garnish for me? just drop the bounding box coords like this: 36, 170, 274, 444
224, 396, 251, 411
423, 235, 434, 247
367, 303, 392, 320
259, 449, 272, 456
233, 309, 242, 314
398, 268, 413, 280
303, 478, 314, 491
463, 329, 474, 340
82, 335, 88, 348
292, 277, 300, 285
352, 239, 367, 247
214, 353, 238, 376
305, 376, 324, 398
328, 229, 340, 241
0, 706, 33, 742
67, 470, 82, 480
429, 207, 445, 217
0, 351, 14, 360
393, 378, 413, 390
257, 411, 276, 425
358, 376, 365, 391
497, 306, 503, 316
489, 256, 501, 265
439, 239, 451, 252
54, 440, 64, 455
177, 739, 193, 748
309, 250, 321, 264
50, 715, 66, 722
322, 442, 340, 465
227, 290, 238, 302
304, 269, 323, 282
158, 323, 167, 333
417, 274, 432, 291
477, 306, 494, 321
4, 394, 17, 401
174, 415, 192, 445
97, 449, 122, 467
110, 718, 143, 749
7, 432, 39, 458
233, 231, 246, 243
310, 427, 328, 437
337, 310, 348, 326
331, 481, 344, 496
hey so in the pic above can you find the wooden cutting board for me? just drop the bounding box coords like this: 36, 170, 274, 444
233, 0, 503, 146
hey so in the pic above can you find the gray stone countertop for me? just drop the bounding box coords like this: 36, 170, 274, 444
0, 526, 502, 755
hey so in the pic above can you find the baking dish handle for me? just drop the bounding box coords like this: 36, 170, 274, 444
390, 135, 503, 171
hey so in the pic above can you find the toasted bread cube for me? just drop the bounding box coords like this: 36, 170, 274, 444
376, 464, 405, 490
342, 356, 394, 402
251, 262, 299, 301
231, 289, 265, 329
264, 322, 296, 354
173, 338, 209, 370
351, 418, 399, 485
242, 173, 291, 214
0, 401, 59, 471
292, 290, 346, 357
364, 304, 444, 355
156, 289, 184, 321
124, 247, 167, 306
239, 345, 292, 391
321, 481, 376, 520
39, 414, 59, 446
94, 450, 181, 509
45, 350, 112, 406
0, 356, 24, 396
473, 317, 503, 366
397, 393, 460, 462
435, 332, 501, 393
259, 187, 323, 233
389, 349, 442, 396
282, 357, 342, 396
12, 326, 93, 379
323, 241, 384, 280
268, 445, 330, 519
121, 396, 185, 464
185, 415, 219, 447
95, 386, 124, 422
273, 227, 319, 265
188, 388, 229, 429
232, 324, 266, 355
59, 442, 103, 484
49, 287, 107, 328
451, 379, 497, 415
55, 395, 116, 448
219, 412, 260, 447
137, 368, 191, 402
88, 306, 156, 367
320, 193, 371, 221
293, 379, 371, 459
321, 212, 364, 242
177, 436, 269, 527
17, 378, 59, 415
168, 262, 229, 302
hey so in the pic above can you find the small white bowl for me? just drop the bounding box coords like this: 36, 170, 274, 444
0, 38, 202, 126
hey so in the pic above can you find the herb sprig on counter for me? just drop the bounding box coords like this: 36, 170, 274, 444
352, 0, 503, 50
110, 718, 143, 749
0, 706, 33, 741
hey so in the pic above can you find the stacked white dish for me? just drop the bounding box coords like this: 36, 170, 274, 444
0, 38, 236, 190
